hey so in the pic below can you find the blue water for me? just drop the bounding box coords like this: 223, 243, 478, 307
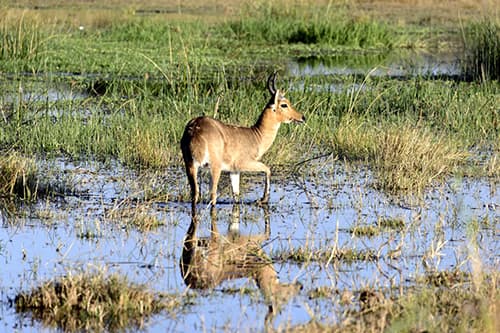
0, 155, 498, 332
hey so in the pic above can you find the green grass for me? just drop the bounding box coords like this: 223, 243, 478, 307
272, 246, 378, 264
0, 2, 432, 76
221, 4, 398, 49
462, 19, 500, 81
0, 2, 498, 196
1, 73, 498, 195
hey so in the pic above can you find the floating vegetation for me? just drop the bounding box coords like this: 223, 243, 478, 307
14, 270, 183, 332
351, 217, 406, 237
273, 246, 378, 264
420, 269, 470, 287
378, 217, 405, 230
105, 201, 163, 232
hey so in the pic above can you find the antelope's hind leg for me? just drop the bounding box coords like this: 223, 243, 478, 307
185, 162, 199, 214
209, 165, 222, 206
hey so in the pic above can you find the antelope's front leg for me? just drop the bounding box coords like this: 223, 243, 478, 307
230, 172, 240, 203
241, 161, 270, 204
258, 167, 271, 204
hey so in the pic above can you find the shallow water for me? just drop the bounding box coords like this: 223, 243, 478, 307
0, 48, 497, 331
1, 79, 89, 104
0, 155, 498, 332
288, 50, 461, 78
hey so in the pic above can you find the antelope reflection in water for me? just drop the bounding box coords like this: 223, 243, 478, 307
180, 204, 302, 324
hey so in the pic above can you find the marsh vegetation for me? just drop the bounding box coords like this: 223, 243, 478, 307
1, 0, 499, 332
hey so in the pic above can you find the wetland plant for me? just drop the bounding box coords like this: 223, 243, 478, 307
350, 216, 406, 238
0, 12, 45, 61
106, 201, 164, 232
0, 151, 38, 201
15, 270, 179, 332
374, 124, 468, 194
273, 246, 378, 264
462, 19, 500, 81
331, 115, 468, 194
224, 2, 396, 49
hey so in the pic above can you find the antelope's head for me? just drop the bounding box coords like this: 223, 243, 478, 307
266, 72, 305, 124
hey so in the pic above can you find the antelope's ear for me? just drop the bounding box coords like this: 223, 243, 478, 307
273, 89, 280, 111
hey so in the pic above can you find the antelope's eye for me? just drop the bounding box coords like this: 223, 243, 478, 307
280, 103, 288, 108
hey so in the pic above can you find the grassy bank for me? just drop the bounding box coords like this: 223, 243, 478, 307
0, 1, 498, 196
1, 0, 491, 76
1, 74, 498, 190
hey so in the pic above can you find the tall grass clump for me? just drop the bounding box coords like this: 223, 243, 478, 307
374, 124, 468, 194
330, 115, 468, 194
15, 270, 177, 332
462, 19, 500, 81
0, 151, 38, 201
0, 11, 46, 61
222, 3, 396, 49
332, 274, 499, 332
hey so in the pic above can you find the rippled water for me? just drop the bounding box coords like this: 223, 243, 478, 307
1, 154, 498, 332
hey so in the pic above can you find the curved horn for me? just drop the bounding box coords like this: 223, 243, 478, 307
267, 72, 277, 95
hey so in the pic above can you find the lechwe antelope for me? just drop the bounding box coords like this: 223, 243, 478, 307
180, 72, 305, 211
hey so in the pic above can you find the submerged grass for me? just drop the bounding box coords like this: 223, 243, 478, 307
273, 246, 378, 264
15, 269, 183, 332
351, 217, 406, 237
293, 270, 499, 333
105, 201, 164, 232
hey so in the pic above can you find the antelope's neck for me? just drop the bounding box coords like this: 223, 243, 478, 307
251, 109, 280, 156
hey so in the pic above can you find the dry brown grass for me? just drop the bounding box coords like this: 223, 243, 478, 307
120, 127, 171, 169
332, 115, 468, 194
15, 269, 182, 332
0, 151, 38, 200
374, 124, 468, 194
2, 0, 496, 28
